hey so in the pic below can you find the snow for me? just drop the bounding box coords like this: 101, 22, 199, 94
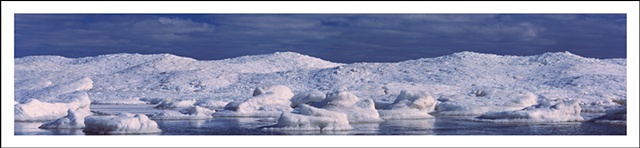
433, 87, 538, 116
289, 90, 326, 108
83, 113, 161, 134
14, 51, 626, 124
589, 106, 627, 125
265, 104, 352, 131
214, 85, 295, 117
15, 90, 92, 121
477, 99, 583, 122
155, 98, 196, 109
194, 99, 230, 110
14, 77, 93, 121
148, 106, 215, 120
312, 91, 382, 123
39, 108, 92, 129
91, 98, 147, 105
14, 78, 52, 91
378, 90, 436, 120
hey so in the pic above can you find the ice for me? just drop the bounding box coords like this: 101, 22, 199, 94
155, 98, 196, 109
181, 106, 216, 116
92, 98, 147, 105
14, 51, 626, 124
313, 91, 382, 123
290, 90, 326, 108
14, 77, 94, 121
265, 104, 352, 131
39, 108, 92, 129
15, 91, 92, 121
139, 98, 164, 104
589, 106, 626, 125
477, 99, 583, 122
14, 78, 52, 91
215, 85, 294, 117
433, 87, 538, 116
14, 77, 94, 103
194, 99, 230, 110
148, 106, 215, 120
83, 113, 161, 134
378, 90, 436, 120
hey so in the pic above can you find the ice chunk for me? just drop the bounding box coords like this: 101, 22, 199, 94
388, 90, 437, 110
15, 91, 91, 121
589, 106, 626, 125
83, 113, 161, 134
378, 109, 433, 120
194, 99, 229, 110
39, 108, 92, 129
610, 98, 627, 105
155, 98, 196, 109
602, 106, 627, 120
378, 90, 436, 120
477, 99, 583, 122
314, 91, 382, 123
148, 106, 215, 120
290, 90, 326, 108
434, 88, 538, 116
252, 85, 294, 97
215, 85, 294, 117
14, 77, 93, 121
92, 98, 147, 105
139, 98, 164, 105
181, 106, 216, 116
265, 104, 352, 131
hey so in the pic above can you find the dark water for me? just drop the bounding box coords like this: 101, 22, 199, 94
14, 116, 626, 135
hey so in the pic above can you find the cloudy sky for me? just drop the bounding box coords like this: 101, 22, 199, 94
14, 14, 626, 63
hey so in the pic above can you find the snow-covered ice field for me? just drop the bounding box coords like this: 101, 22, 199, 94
13, 51, 627, 135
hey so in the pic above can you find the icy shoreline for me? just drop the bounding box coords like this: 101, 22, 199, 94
14, 51, 627, 132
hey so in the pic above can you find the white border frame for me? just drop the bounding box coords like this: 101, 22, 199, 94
2, 1, 638, 147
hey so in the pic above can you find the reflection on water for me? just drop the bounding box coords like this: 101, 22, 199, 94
432, 116, 626, 135
269, 123, 381, 135
379, 119, 436, 135
15, 122, 84, 135
15, 116, 625, 135
187, 120, 205, 128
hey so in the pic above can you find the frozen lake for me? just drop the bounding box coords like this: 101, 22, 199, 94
15, 116, 625, 135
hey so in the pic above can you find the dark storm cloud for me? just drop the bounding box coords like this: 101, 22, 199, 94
14, 14, 626, 63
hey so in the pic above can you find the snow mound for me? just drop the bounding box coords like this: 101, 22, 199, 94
155, 98, 196, 109
215, 85, 294, 117
378, 90, 436, 120
194, 99, 229, 110
589, 106, 626, 125
290, 90, 326, 108
219, 52, 343, 74
83, 113, 161, 134
148, 106, 215, 120
15, 91, 92, 121
434, 87, 538, 116
313, 91, 382, 123
265, 104, 352, 131
39, 108, 92, 129
477, 99, 583, 122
